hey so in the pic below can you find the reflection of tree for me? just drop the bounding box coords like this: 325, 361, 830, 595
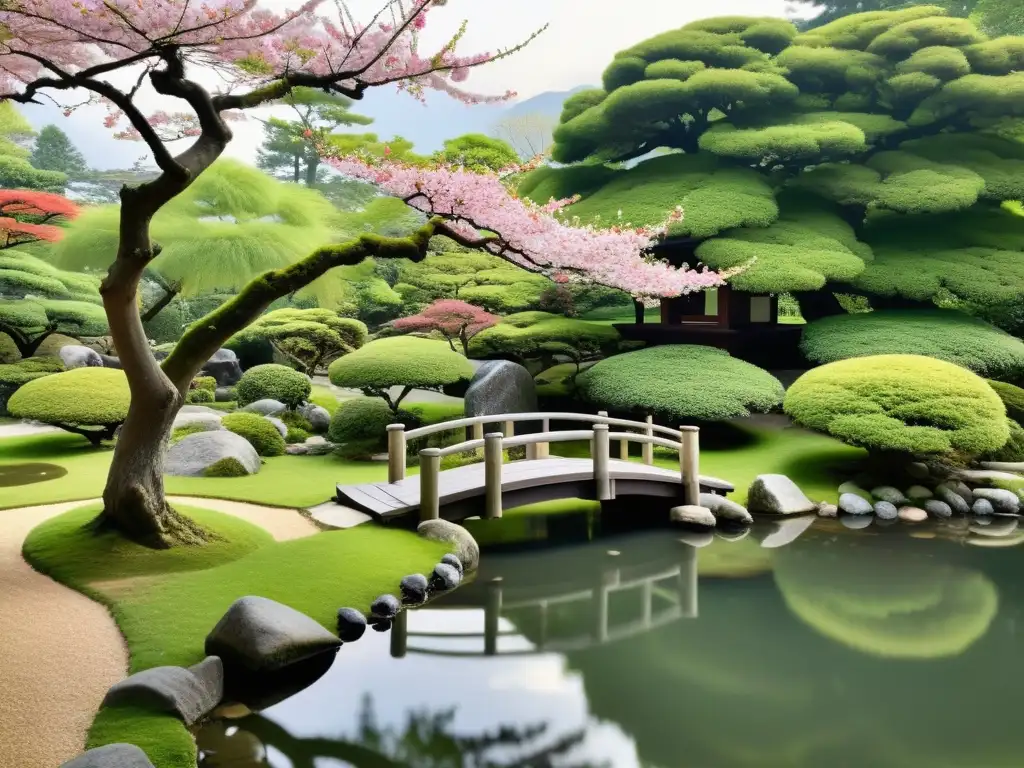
773, 539, 998, 659
200, 693, 604, 768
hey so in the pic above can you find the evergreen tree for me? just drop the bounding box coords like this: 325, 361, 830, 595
526, 8, 1024, 359
0, 103, 66, 191
29, 125, 88, 177
433, 133, 521, 171
256, 86, 374, 186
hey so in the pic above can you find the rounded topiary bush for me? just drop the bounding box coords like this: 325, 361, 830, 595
328, 396, 395, 451
988, 380, 1024, 425
984, 420, 1024, 462
468, 311, 621, 360
221, 412, 286, 457
8, 367, 129, 445
0, 357, 63, 415
327, 337, 474, 408
784, 354, 1009, 456
800, 310, 1024, 381
234, 363, 310, 409
577, 345, 785, 422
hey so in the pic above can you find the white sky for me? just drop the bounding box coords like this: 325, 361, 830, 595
19, 0, 813, 168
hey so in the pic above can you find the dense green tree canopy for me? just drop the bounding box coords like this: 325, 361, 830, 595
432, 133, 520, 172
525, 8, 1024, 325
229, 308, 367, 375
0, 103, 66, 191
29, 125, 87, 177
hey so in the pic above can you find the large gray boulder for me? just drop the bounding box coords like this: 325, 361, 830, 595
59, 344, 103, 369
205, 596, 341, 672
746, 474, 816, 515
264, 416, 288, 438
172, 411, 223, 432
973, 488, 1020, 514
417, 519, 480, 572
670, 504, 716, 529
242, 399, 287, 417
464, 360, 537, 418
935, 484, 971, 515
165, 431, 260, 477
60, 744, 154, 768
699, 492, 753, 525
839, 492, 873, 515
101, 657, 223, 726
298, 402, 331, 432
201, 348, 243, 386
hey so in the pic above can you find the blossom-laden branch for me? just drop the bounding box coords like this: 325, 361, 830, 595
325, 153, 733, 300
0, 1, 541, 144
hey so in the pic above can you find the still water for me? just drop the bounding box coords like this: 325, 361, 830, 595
197, 510, 1024, 768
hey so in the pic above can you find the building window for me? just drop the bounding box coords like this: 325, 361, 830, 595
750, 295, 771, 323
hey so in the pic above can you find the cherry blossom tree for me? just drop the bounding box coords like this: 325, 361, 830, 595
0, 1, 728, 548
392, 299, 498, 355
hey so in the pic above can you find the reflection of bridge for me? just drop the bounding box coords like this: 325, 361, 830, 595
389, 545, 699, 658
336, 412, 733, 523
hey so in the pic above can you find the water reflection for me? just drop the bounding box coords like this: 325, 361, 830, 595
198, 513, 1024, 768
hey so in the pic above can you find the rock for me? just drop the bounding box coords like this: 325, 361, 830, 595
171, 411, 223, 432
166, 431, 260, 477
839, 493, 873, 515
336, 607, 367, 642
242, 398, 287, 416
906, 485, 933, 500
972, 498, 995, 516
60, 744, 155, 768
201, 348, 243, 386
399, 574, 429, 603
979, 461, 1024, 474
59, 344, 103, 369
873, 501, 898, 520
677, 530, 715, 547
98, 353, 122, 369
924, 499, 952, 519
973, 488, 1020, 514
956, 468, 1022, 484
369, 594, 400, 619
816, 503, 838, 518
430, 562, 462, 590
760, 516, 816, 548
179, 405, 224, 416
298, 403, 332, 432
303, 435, 334, 456
934, 486, 970, 515
670, 504, 716, 529
264, 416, 288, 438
906, 461, 931, 480
102, 657, 223, 726
871, 486, 908, 505
441, 553, 464, 575
699, 493, 753, 525
841, 515, 872, 530
205, 596, 341, 671
898, 506, 928, 523
938, 480, 973, 505
837, 481, 870, 500
417, 519, 480, 572
745, 474, 816, 515
285, 444, 309, 455
215, 387, 235, 402
464, 360, 537, 417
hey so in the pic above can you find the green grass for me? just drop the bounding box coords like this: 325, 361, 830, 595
580, 307, 661, 325
88, 707, 196, 768
404, 400, 465, 425
309, 383, 341, 412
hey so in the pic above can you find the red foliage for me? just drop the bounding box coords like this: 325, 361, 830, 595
0, 189, 80, 249
393, 300, 499, 352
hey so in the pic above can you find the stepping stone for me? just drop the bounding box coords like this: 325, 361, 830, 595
102, 657, 223, 726
309, 502, 371, 529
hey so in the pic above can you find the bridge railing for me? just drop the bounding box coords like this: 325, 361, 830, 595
414, 421, 700, 521
387, 411, 683, 484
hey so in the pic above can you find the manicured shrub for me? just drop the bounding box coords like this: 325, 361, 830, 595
185, 388, 214, 404
0, 356, 62, 415
203, 457, 250, 477
279, 410, 313, 431
468, 311, 621, 361
577, 345, 785, 422
7, 367, 130, 445
801, 310, 1024, 381
327, 337, 474, 413
221, 412, 285, 457
988, 380, 1024, 425
234, 363, 311, 409
784, 354, 1009, 456
192, 376, 216, 393
984, 420, 1024, 463
327, 396, 395, 448
285, 427, 311, 444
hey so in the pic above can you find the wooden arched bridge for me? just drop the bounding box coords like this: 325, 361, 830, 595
335, 412, 733, 523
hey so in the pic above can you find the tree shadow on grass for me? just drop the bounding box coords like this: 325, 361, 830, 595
0, 431, 109, 462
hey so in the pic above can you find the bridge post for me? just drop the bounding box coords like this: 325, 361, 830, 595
503, 420, 515, 438
592, 423, 612, 501
642, 415, 654, 465
484, 432, 504, 519
387, 424, 407, 483
472, 421, 484, 441
535, 417, 550, 459
390, 609, 408, 658
419, 448, 441, 521
680, 427, 700, 506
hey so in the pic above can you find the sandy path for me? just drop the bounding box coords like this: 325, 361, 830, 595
0, 496, 317, 767
0, 421, 60, 439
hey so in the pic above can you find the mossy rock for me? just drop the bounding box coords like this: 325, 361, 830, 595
221, 412, 286, 457
203, 457, 250, 478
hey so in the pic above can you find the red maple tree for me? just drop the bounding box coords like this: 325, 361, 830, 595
0, 190, 80, 249
393, 299, 499, 355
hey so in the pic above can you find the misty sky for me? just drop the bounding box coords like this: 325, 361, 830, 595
17, 0, 811, 169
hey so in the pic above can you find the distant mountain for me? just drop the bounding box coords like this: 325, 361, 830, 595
503, 85, 595, 120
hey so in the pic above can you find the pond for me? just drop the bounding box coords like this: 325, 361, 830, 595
196, 509, 1024, 768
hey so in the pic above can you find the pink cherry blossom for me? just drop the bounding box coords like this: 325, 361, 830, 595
392, 299, 499, 353
326, 154, 730, 300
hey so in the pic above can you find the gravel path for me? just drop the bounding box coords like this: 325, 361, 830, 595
0, 421, 60, 439
0, 496, 317, 766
